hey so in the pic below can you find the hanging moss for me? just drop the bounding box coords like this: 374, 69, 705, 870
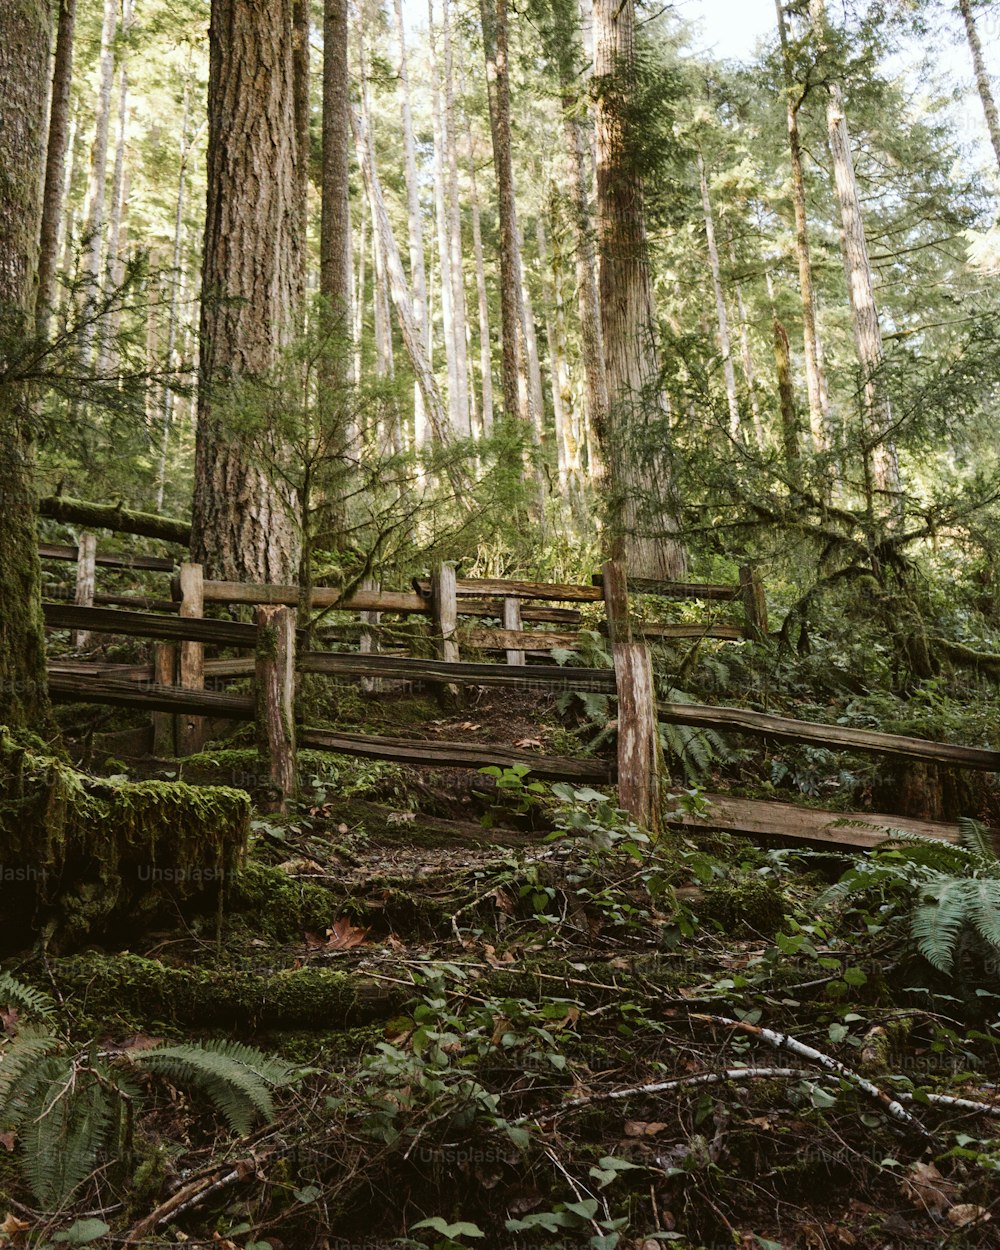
0, 727, 250, 947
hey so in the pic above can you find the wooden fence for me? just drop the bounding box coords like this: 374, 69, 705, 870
38, 536, 999, 848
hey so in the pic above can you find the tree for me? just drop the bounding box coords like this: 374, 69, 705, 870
592, 0, 686, 578
191, 0, 303, 584
37, 0, 78, 335
0, 0, 53, 729
958, 0, 1000, 174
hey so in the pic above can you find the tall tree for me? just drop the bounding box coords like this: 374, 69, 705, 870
37, 0, 77, 334
191, 0, 303, 583
774, 0, 830, 451
0, 0, 53, 728
810, 0, 901, 501
592, 0, 685, 577
78, 0, 117, 363
958, 0, 1000, 174
698, 153, 742, 442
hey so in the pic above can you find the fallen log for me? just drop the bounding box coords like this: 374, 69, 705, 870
49, 672, 254, 718
43, 603, 256, 647
299, 650, 617, 692
39, 496, 191, 544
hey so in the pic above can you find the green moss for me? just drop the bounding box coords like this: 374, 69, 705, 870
227, 859, 336, 941
698, 873, 788, 937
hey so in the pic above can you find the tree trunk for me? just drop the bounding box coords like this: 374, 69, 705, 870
463, 100, 494, 436
775, 0, 831, 452
442, 0, 471, 436
517, 219, 546, 446
592, 0, 685, 578
192, 0, 303, 584
428, 0, 461, 434
0, 0, 53, 729
37, 0, 77, 334
725, 223, 764, 447
98, 1, 134, 371
810, 0, 900, 502
958, 0, 1000, 174
393, 0, 431, 446
293, 0, 311, 307
79, 0, 117, 359
536, 213, 573, 495
766, 272, 801, 476
479, 0, 536, 437
321, 0, 352, 349
698, 153, 741, 442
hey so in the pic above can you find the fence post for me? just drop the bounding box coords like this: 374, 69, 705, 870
72, 532, 97, 648
255, 605, 297, 812
151, 643, 177, 756
359, 576, 381, 693
177, 562, 205, 755
502, 595, 525, 666
603, 559, 662, 834
739, 563, 768, 641
431, 561, 460, 705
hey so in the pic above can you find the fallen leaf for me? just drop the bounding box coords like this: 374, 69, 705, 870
0, 1007, 18, 1037
0, 1214, 29, 1240
624, 1120, 669, 1137
515, 738, 543, 749
386, 811, 417, 825
323, 917, 369, 951
899, 1160, 957, 1216
458, 722, 482, 732
0, 1132, 15, 1152
948, 1204, 991, 1228
277, 857, 325, 876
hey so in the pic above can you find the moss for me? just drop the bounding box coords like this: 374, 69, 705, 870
0, 728, 250, 948
698, 873, 788, 937
227, 859, 336, 941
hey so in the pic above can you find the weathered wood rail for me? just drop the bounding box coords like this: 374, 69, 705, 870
39, 541, 1000, 851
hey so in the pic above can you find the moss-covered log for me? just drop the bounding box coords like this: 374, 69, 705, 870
38, 496, 191, 544
0, 728, 249, 947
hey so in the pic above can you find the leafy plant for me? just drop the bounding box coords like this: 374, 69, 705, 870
0, 976, 297, 1209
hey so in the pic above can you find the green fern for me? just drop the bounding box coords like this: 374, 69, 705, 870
0, 973, 57, 1021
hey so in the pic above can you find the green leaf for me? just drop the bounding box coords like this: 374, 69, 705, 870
828, 1023, 849, 1044
411, 1218, 485, 1239
842, 967, 868, 987
810, 1085, 837, 1109
294, 1184, 320, 1203
566, 1199, 599, 1220
54, 1221, 110, 1245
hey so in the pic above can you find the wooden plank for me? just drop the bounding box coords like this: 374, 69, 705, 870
42, 603, 257, 646
299, 728, 614, 782
416, 576, 604, 603
359, 576, 381, 694
38, 542, 175, 572
48, 661, 154, 680
636, 622, 745, 642
604, 559, 662, 833
38, 496, 190, 545
48, 673, 254, 718
597, 573, 739, 602
255, 606, 297, 811
459, 601, 584, 625
177, 562, 205, 755
299, 650, 618, 692
431, 561, 460, 707
72, 533, 97, 647
152, 644, 176, 756
502, 597, 525, 666
673, 793, 978, 851
658, 701, 1000, 772
464, 629, 581, 651
201, 579, 427, 614
204, 658, 256, 678
739, 563, 768, 639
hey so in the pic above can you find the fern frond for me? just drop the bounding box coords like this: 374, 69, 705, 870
0, 1032, 61, 1120
965, 878, 1000, 955
18, 1062, 116, 1208
911, 878, 971, 973
959, 817, 1000, 867
0, 974, 56, 1021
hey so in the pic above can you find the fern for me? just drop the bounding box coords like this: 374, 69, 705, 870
0, 973, 57, 1021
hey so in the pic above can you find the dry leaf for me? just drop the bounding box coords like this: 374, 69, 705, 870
0, 1214, 29, 1241
493, 889, 515, 914
323, 917, 369, 950
947, 1204, 991, 1228
277, 857, 325, 876
386, 811, 417, 825
515, 738, 543, 749
0, 1007, 18, 1036
899, 1161, 957, 1216
0, 1132, 16, 1153
624, 1120, 669, 1137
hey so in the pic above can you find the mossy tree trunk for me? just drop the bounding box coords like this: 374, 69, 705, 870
0, 0, 52, 731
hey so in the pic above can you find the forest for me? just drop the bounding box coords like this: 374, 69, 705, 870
4, 0, 1000, 1245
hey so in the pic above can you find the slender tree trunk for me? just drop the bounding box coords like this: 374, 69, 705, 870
766, 271, 800, 475
536, 214, 572, 493
98, 3, 134, 371
192, 0, 303, 584
775, 0, 830, 451
810, 0, 900, 501
393, 0, 430, 447
428, 0, 461, 433
958, 0, 1000, 174
353, 200, 365, 387
479, 0, 537, 437
465, 120, 494, 436
518, 220, 546, 445
698, 153, 741, 442
593, 0, 685, 578
442, 0, 471, 435
293, 0, 311, 307
37, 0, 77, 334
725, 225, 764, 446
0, 0, 53, 728
78, 0, 117, 363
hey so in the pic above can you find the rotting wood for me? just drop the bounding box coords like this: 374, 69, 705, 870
255, 605, 297, 811
48, 673, 254, 718
594, 573, 739, 602
417, 576, 605, 603
502, 597, 525, 665
739, 563, 769, 640
431, 561, 461, 707
201, 579, 427, 614
38, 496, 191, 544
674, 792, 991, 850
658, 701, 1000, 771
152, 643, 176, 756
44, 585, 180, 613
463, 629, 580, 651
299, 727, 614, 781
633, 622, 745, 642
177, 562, 206, 755
460, 601, 583, 625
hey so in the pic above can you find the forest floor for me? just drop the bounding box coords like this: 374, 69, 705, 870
3, 687, 1000, 1250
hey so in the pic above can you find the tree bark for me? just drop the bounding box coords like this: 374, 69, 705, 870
810, 0, 900, 502
293, 0, 311, 307
37, 0, 77, 334
775, 0, 831, 452
462, 98, 495, 436
958, 0, 1000, 174
393, 0, 431, 446
321, 0, 352, 349
592, 0, 685, 578
479, 0, 537, 438
698, 153, 741, 442
192, 0, 303, 584
725, 223, 764, 447
0, 0, 53, 729
428, 0, 461, 434
78, 0, 117, 362
442, 0, 472, 436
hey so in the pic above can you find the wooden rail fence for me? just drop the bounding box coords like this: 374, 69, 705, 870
38, 537, 999, 847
